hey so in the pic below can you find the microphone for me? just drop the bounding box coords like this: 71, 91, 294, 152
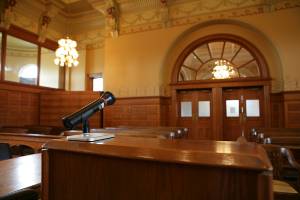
62, 91, 115, 130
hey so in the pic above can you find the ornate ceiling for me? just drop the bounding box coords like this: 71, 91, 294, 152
3, 0, 299, 48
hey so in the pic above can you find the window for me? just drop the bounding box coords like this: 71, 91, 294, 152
180, 101, 192, 117
246, 99, 260, 117
0, 26, 63, 89
18, 64, 37, 85
198, 101, 210, 117
93, 77, 103, 91
226, 100, 239, 117
5, 35, 38, 85
178, 40, 261, 81
40, 47, 64, 89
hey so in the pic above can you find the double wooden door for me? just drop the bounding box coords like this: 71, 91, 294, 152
176, 87, 265, 140
177, 90, 212, 140
223, 87, 265, 140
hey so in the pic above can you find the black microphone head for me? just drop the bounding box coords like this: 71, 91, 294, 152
101, 91, 116, 106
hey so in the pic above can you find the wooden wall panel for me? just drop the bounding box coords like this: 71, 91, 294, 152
104, 97, 170, 127
0, 85, 40, 127
40, 91, 102, 128
283, 91, 300, 128
270, 93, 284, 128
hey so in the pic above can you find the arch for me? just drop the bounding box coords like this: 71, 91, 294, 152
172, 34, 270, 83
161, 19, 283, 92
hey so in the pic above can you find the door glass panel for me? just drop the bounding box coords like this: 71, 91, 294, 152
198, 101, 210, 117
226, 100, 239, 117
181, 101, 192, 117
246, 99, 260, 117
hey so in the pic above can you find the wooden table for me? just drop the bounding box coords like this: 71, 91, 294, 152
0, 153, 41, 197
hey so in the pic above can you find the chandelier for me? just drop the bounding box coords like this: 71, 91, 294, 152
54, 37, 79, 67
212, 60, 238, 79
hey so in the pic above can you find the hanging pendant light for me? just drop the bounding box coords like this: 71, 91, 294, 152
212, 60, 238, 79
54, 37, 79, 67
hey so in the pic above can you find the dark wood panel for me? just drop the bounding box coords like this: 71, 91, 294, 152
42, 138, 273, 200
104, 96, 170, 127
270, 93, 284, 128
0, 88, 39, 126
40, 91, 102, 128
283, 91, 300, 128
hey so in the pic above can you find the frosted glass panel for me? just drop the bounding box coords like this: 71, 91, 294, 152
226, 100, 239, 117
246, 100, 260, 117
181, 101, 192, 117
198, 101, 210, 117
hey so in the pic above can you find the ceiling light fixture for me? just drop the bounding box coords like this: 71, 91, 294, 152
212, 60, 237, 79
54, 37, 79, 67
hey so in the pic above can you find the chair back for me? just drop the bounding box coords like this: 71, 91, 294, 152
0, 143, 12, 161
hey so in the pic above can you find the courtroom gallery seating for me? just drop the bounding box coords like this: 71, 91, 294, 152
263, 144, 300, 199
0, 143, 12, 161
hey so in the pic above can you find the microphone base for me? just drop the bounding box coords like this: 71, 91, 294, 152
67, 133, 115, 142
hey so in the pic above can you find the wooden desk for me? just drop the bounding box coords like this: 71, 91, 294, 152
0, 154, 41, 197
42, 138, 273, 200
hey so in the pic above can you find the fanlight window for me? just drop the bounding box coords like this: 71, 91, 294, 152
178, 41, 261, 81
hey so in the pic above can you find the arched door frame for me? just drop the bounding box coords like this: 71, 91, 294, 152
170, 34, 271, 140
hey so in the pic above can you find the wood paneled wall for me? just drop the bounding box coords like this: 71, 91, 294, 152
1, 81, 299, 131
283, 91, 300, 128
40, 91, 102, 128
104, 97, 170, 127
270, 91, 300, 128
0, 82, 52, 127
270, 93, 284, 128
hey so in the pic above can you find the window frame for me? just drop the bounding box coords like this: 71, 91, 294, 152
0, 25, 63, 89
171, 34, 270, 84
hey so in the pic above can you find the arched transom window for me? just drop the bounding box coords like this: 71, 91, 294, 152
178, 40, 261, 81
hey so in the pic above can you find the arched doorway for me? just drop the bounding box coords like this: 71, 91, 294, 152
170, 34, 271, 140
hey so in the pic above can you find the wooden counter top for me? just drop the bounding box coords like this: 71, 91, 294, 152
0, 154, 41, 197
44, 136, 272, 171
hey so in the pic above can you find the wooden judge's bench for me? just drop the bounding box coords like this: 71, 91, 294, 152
42, 136, 273, 200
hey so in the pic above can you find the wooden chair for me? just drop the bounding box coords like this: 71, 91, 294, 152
0, 143, 12, 160
263, 144, 300, 199
10, 145, 35, 156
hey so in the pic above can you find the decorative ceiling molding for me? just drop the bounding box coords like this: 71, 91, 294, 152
5, 0, 300, 50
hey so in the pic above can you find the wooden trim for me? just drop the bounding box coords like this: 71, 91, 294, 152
220, 41, 225, 58
42, 150, 49, 200
182, 64, 197, 72
192, 52, 203, 64
37, 46, 41, 86
264, 85, 271, 128
207, 43, 212, 59
230, 46, 242, 62
212, 87, 223, 140
171, 78, 271, 90
0, 81, 62, 93
0, 32, 6, 81
237, 58, 256, 69
7, 25, 39, 45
